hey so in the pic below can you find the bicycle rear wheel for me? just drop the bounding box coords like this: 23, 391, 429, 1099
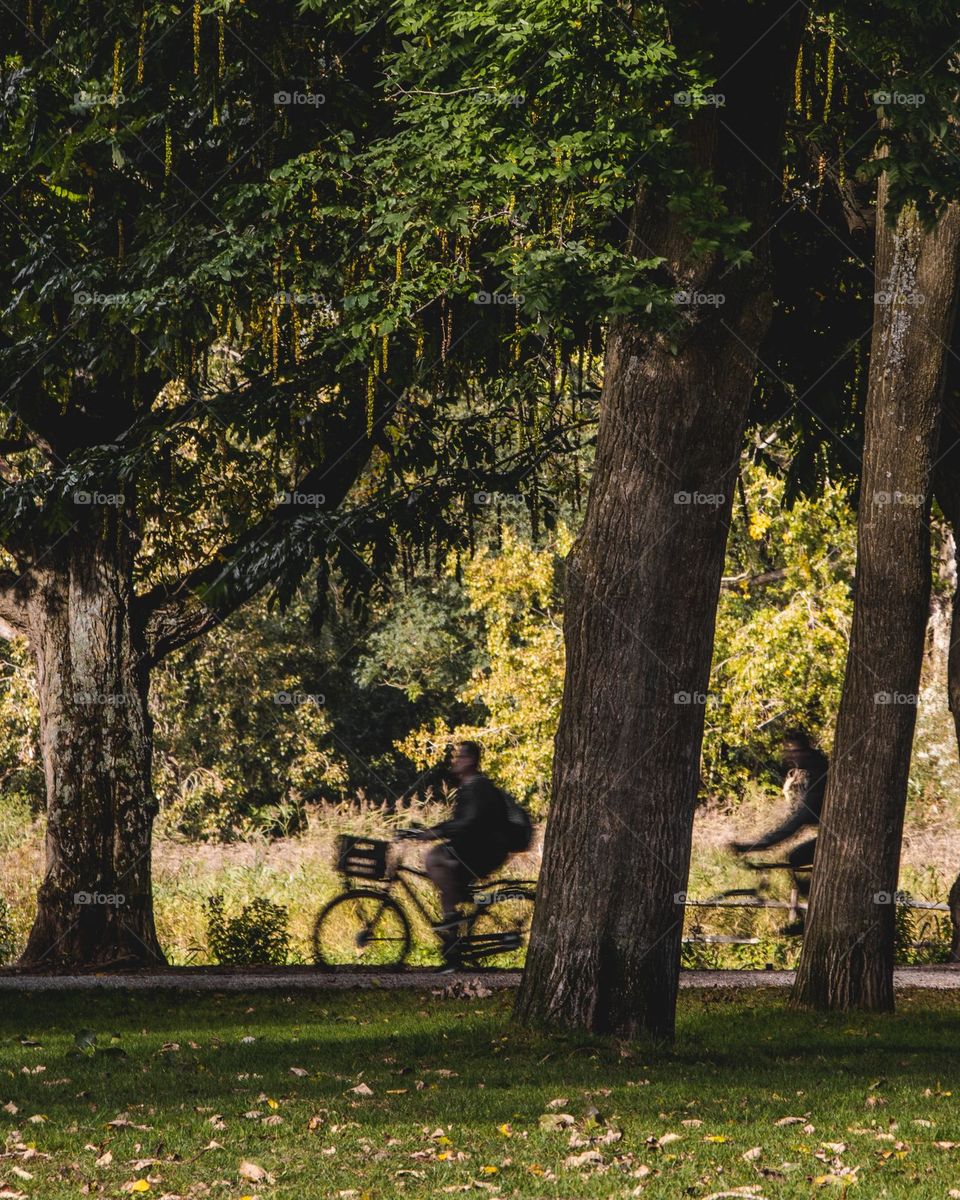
463, 888, 536, 969
312, 889, 411, 968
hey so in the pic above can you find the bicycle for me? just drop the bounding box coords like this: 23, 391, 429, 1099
312, 831, 537, 969
702, 858, 811, 933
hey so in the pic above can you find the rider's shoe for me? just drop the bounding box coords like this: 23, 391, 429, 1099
433, 913, 466, 933
436, 962, 460, 974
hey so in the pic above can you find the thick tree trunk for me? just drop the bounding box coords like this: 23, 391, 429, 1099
515, 3, 803, 1039
19, 512, 164, 968
791, 194, 960, 1010
935, 382, 960, 964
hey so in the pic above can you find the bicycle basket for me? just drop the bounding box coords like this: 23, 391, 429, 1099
335, 834, 390, 880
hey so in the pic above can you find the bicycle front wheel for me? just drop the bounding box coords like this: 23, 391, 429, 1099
312, 889, 411, 968
465, 888, 536, 969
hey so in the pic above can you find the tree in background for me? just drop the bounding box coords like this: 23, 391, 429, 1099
516, 0, 805, 1040
0, 0, 587, 966
397, 523, 571, 813
793, 192, 960, 1010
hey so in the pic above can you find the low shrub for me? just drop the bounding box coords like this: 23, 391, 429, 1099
205, 894, 290, 966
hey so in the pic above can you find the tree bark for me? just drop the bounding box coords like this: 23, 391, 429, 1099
514, 2, 804, 1039
934, 348, 960, 964
18, 507, 164, 968
791, 193, 960, 1010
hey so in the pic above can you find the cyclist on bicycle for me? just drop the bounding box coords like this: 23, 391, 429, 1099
728, 727, 828, 933
421, 740, 511, 969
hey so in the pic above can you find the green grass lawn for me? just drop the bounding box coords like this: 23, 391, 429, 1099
1, 987, 959, 1198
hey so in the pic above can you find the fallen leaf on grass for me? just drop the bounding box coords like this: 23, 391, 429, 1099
108, 1116, 152, 1131
646, 1133, 681, 1149
703, 1190, 766, 1200
564, 1150, 603, 1170
539, 1114, 575, 1132
238, 1161, 273, 1184
742, 1147, 762, 1162
812, 1166, 860, 1188
546, 1098, 569, 1109
289, 1067, 308, 1077
775, 1117, 806, 1127
347, 1084, 374, 1097
95, 1151, 113, 1167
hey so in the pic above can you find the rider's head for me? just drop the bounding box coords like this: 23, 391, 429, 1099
782, 727, 811, 751
450, 740, 482, 780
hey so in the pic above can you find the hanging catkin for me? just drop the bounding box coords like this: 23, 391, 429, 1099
823, 35, 836, 123
193, 0, 201, 76
137, 9, 147, 83
112, 37, 122, 103
218, 13, 225, 77
290, 299, 301, 364
793, 44, 803, 113
117, 218, 124, 263
133, 341, 141, 402
366, 368, 376, 436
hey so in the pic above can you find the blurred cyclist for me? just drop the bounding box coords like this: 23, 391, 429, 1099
729, 727, 828, 933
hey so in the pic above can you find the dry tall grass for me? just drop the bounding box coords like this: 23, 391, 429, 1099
0, 791, 956, 964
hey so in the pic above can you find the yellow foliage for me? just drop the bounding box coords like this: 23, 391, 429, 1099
395, 524, 571, 814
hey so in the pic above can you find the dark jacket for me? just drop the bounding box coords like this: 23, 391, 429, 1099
752, 746, 829, 850
432, 773, 510, 876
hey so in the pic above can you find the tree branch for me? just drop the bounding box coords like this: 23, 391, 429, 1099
138, 419, 370, 662
720, 567, 788, 590
0, 568, 33, 640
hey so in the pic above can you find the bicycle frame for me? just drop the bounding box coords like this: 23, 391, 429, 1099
337, 845, 536, 947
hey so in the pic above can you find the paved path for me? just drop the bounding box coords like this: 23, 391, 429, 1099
0, 965, 958, 991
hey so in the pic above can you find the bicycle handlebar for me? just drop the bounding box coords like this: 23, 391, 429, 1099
395, 827, 433, 842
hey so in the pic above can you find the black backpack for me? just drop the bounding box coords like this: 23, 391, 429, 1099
499, 788, 534, 852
